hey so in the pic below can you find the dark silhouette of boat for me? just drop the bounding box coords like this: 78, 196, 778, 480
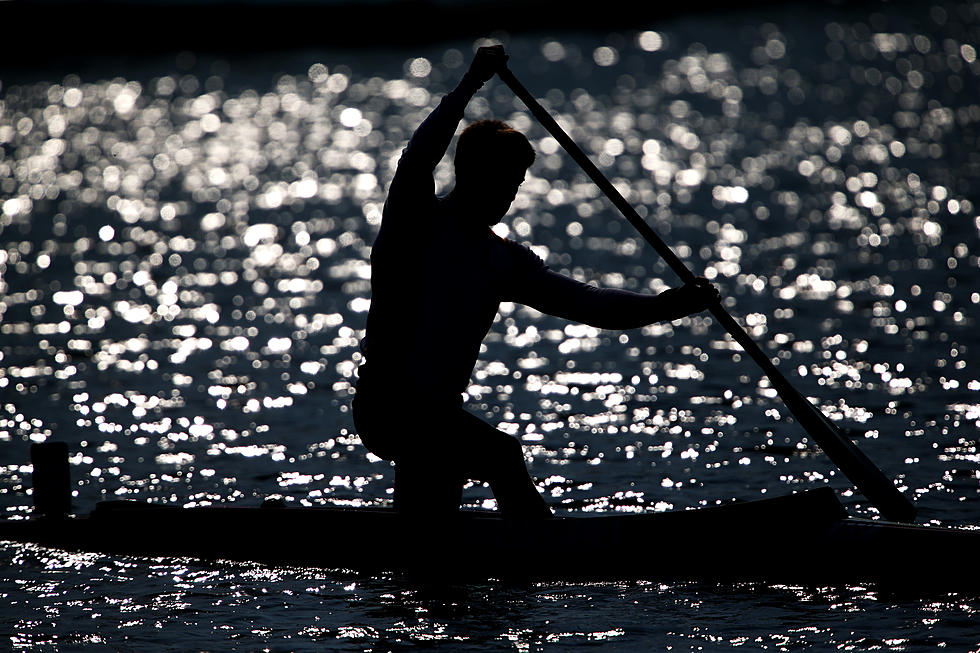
3, 444, 977, 590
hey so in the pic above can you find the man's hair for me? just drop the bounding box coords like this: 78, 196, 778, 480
454, 120, 535, 182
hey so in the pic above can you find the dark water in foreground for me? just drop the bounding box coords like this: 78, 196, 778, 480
2, 1, 980, 650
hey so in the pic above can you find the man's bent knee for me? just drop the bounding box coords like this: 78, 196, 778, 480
494, 434, 527, 465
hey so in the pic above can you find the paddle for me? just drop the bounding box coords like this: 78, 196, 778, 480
497, 65, 917, 523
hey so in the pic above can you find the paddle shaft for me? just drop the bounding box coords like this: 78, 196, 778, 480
498, 66, 916, 522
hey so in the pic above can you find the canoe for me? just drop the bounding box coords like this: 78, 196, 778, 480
3, 486, 978, 591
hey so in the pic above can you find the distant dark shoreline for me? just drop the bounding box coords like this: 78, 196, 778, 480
4, 0, 886, 69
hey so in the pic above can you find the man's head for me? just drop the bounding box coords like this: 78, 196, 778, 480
453, 120, 535, 225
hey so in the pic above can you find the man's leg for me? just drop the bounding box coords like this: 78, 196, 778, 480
453, 409, 552, 518
391, 455, 463, 515
355, 397, 463, 515
355, 390, 549, 516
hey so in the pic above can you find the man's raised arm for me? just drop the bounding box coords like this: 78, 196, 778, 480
387, 46, 507, 196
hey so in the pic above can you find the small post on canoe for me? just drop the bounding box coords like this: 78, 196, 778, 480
31, 441, 71, 518
497, 64, 916, 523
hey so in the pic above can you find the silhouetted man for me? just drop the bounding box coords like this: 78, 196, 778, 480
353, 45, 719, 518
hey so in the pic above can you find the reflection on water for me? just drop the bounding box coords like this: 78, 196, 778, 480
2, 0, 980, 649
4, 542, 980, 650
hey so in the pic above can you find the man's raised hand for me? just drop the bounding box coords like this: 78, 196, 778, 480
468, 45, 508, 84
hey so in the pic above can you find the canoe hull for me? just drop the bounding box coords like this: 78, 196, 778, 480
2, 488, 978, 590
